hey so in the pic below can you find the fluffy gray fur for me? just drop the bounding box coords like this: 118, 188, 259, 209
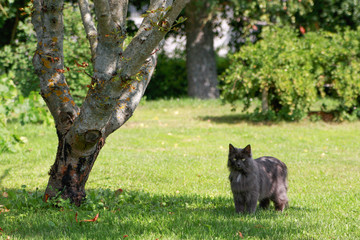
228, 144, 288, 214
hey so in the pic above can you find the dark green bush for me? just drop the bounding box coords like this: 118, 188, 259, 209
145, 53, 229, 100
144, 52, 187, 100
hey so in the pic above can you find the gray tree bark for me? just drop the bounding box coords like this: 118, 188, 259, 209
31, 0, 189, 205
262, 87, 269, 113
185, 0, 219, 99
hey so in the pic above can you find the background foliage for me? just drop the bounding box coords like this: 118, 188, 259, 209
0, 73, 52, 153
226, 0, 360, 50
1, 0, 360, 152
0, 3, 92, 104
221, 26, 360, 121
144, 52, 187, 100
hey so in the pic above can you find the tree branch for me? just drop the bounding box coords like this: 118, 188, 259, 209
31, 0, 43, 41
78, 0, 98, 64
104, 52, 158, 137
118, 0, 190, 79
65, 0, 189, 147
109, 0, 128, 30
93, 0, 117, 40
32, 0, 79, 135
102, 1, 190, 135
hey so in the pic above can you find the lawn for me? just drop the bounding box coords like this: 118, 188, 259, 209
1, 99, 360, 239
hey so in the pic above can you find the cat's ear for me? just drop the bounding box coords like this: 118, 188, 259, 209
243, 144, 252, 157
229, 143, 236, 153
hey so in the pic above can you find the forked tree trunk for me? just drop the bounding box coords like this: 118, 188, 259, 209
185, 0, 219, 99
45, 129, 105, 205
31, 0, 189, 205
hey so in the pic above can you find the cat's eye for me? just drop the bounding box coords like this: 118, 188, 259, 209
241, 158, 246, 162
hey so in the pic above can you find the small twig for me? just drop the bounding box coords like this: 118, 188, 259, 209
151, 48, 160, 55
83, 70, 96, 80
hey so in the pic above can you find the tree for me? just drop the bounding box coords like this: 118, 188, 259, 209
31, 0, 189, 206
185, 0, 219, 99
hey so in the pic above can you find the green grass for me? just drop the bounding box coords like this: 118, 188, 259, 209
1, 98, 360, 239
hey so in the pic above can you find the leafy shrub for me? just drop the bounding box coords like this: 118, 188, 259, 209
221, 26, 317, 121
221, 26, 360, 121
0, 73, 52, 125
0, 19, 37, 96
0, 73, 51, 153
0, 75, 23, 153
0, 73, 18, 123
0, 125, 27, 153
306, 29, 360, 120
62, 5, 93, 105
0, 3, 91, 104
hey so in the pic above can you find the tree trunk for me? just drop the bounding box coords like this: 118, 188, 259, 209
45, 130, 104, 206
262, 87, 269, 113
185, 0, 219, 99
31, 0, 189, 205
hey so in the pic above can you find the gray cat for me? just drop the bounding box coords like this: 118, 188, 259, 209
228, 144, 288, 214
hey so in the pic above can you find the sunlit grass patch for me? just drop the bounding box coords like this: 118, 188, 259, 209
1, 99, 360, 239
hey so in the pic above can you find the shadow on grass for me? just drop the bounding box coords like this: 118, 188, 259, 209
1, 188, 315, 239
0, 168, 11, 187
199, 114, 277, 125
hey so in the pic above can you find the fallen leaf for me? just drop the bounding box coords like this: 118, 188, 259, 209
0, 205, 10, 213
0, 227, 3, 231
44, 194, 49, 203
82, 213, 99, 222
115, 188, 123, 196
75, 212, 99, 222
56, 68, 65, 73
123, 235, 128, 238
2, 192, 8, 198
238, 231, 244, 238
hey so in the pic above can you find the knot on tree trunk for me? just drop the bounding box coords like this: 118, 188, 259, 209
85, 130, 101, 143
69, 129, 103, 152
57, 109, 79, 136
